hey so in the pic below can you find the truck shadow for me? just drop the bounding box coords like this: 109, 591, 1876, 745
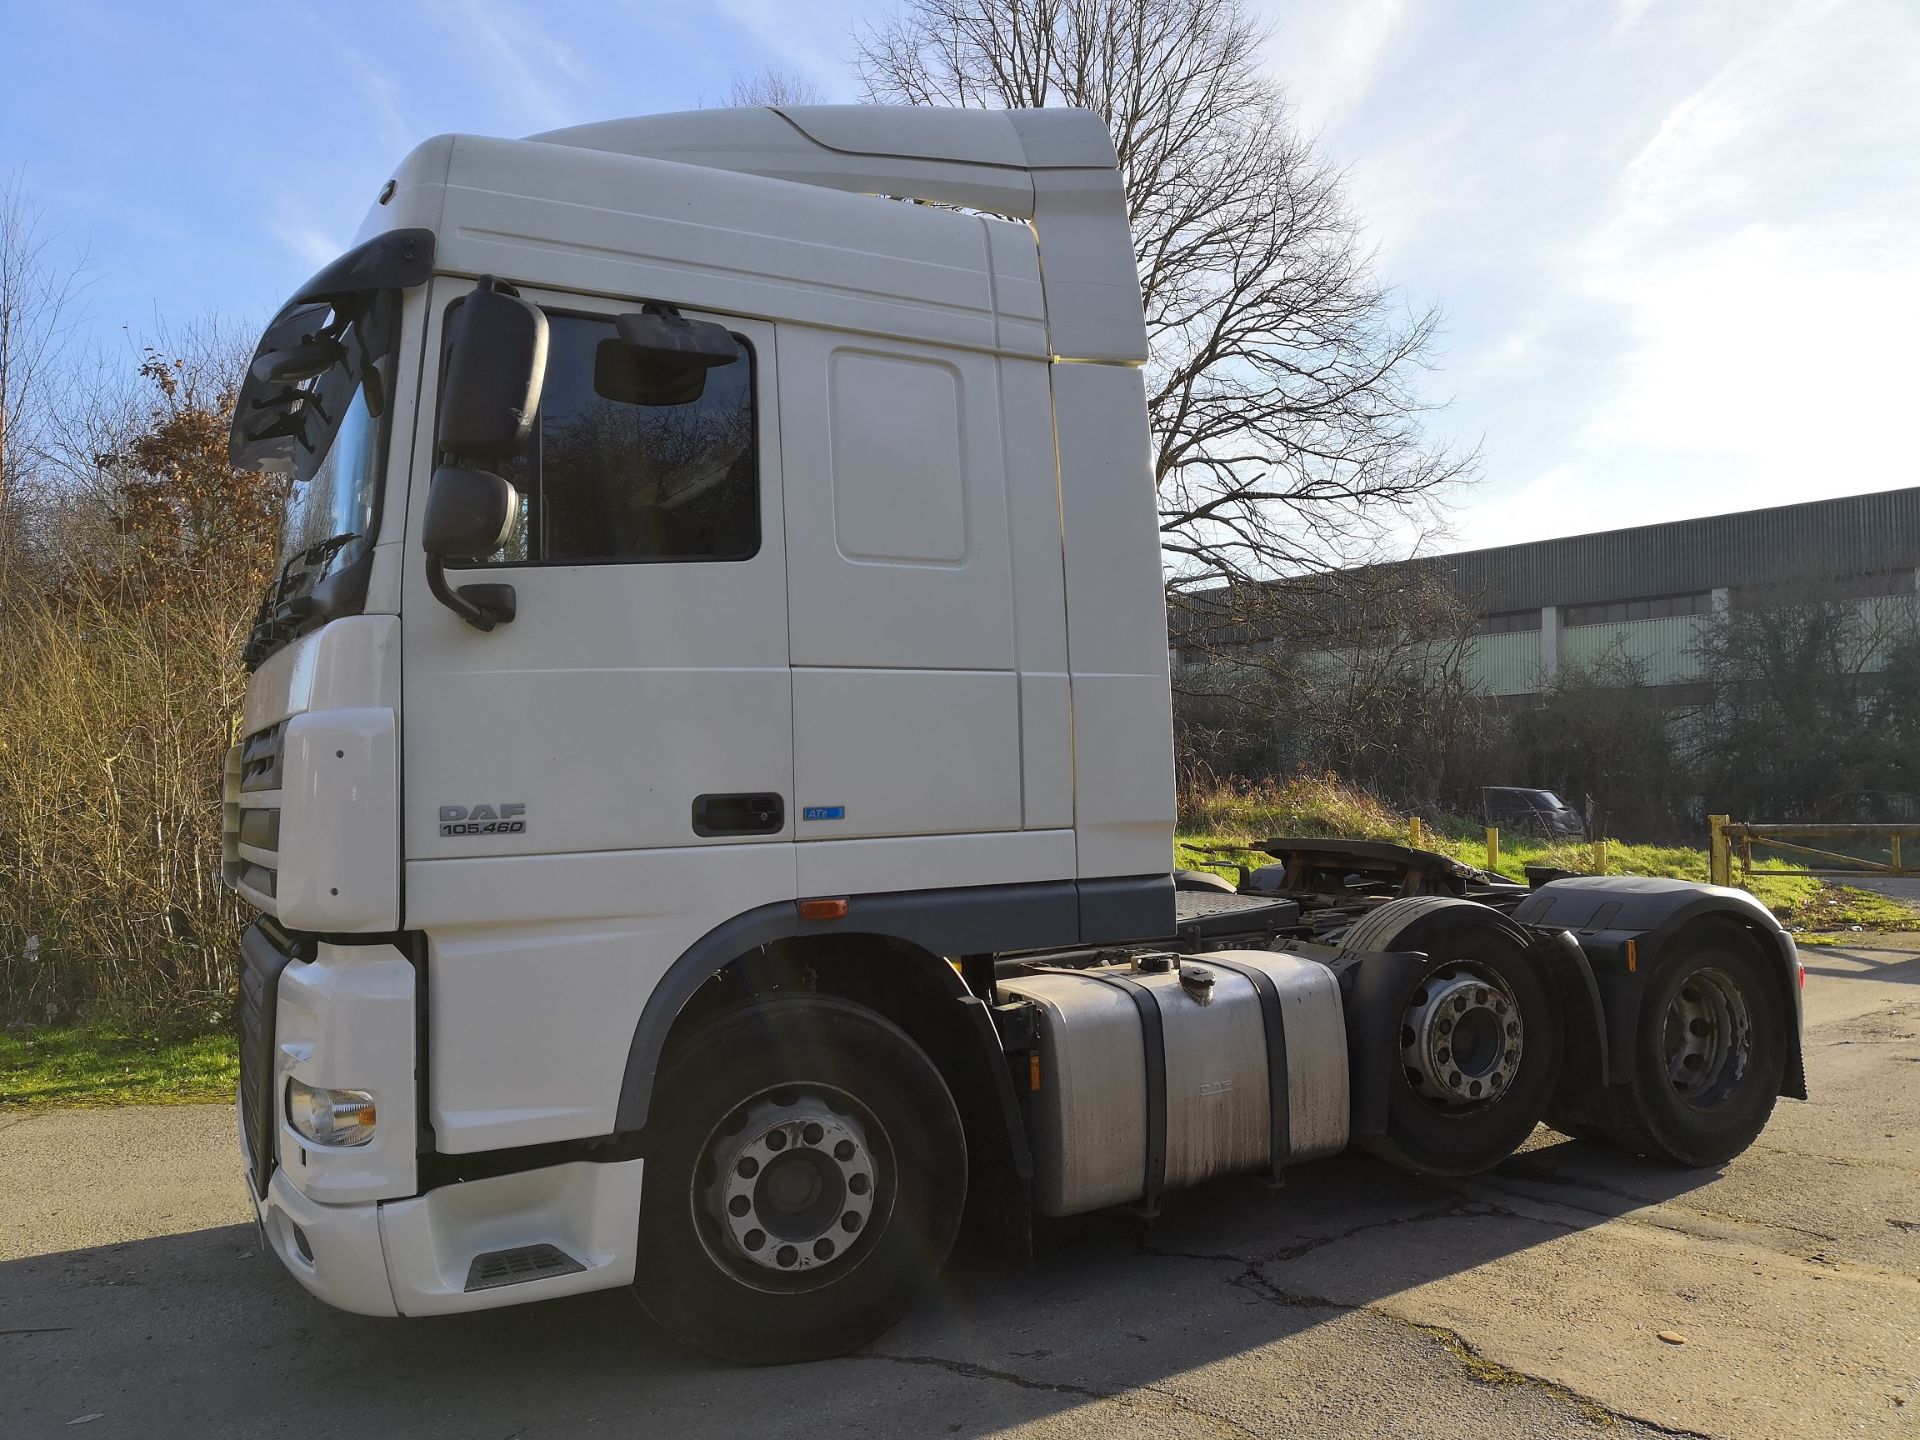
0, 1131, 1725, 1438
1799, 944, 1920, 984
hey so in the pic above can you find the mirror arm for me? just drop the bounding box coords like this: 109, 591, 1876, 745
426, 556, 517, 631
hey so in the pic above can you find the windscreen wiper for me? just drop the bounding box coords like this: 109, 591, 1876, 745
241, 532, 362, 670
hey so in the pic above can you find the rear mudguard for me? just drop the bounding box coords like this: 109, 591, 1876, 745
1510, 877, 1806, 1100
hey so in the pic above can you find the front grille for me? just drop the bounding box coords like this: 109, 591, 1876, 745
239, 722, 286, 792
225, 722, 284, 910
239, 923, 298, 1198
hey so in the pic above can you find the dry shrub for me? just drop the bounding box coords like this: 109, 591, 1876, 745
1177, 771, 1406, 842
1, 349, 277, 1024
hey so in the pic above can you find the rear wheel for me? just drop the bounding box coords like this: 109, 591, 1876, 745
1341, 898, 1563, 1177
1586, 932, 1785, 1167
633, 995, 967, 1363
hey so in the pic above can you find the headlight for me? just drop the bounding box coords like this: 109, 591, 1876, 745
286, 1080, 378, 1147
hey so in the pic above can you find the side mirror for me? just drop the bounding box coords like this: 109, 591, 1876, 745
251, 336, 345, 385
615, 305, 738, 367
421, 464, 520, 632
437, 280, 549, 458
594, 304, 738, 406
425, 278, 546, 631
423, 465, 516, 560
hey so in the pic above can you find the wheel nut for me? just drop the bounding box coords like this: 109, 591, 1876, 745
802, 1121, 825, 1145
776, 1245, 798, 1268
834, 1139, 855, 1162
813, 1238, 835, 1261
743, 1228, 766, 1252
848, 1173, 870, 1196
728, 1195, 751, 1217
765, 1128, 788, 1151
736, 1157, 759, 1179
842, 1211, 862, 1233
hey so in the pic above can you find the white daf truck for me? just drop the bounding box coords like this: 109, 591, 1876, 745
225, 104, 1804, 1363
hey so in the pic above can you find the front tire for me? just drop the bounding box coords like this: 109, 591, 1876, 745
633, 995, 967, 1364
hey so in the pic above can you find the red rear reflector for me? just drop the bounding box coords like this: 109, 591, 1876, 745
798, 897, 848, 922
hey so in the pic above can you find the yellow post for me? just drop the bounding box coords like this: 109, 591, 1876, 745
1592, 839, 1607, 875
1708, 815, 1730, 887
1486, 826, 1500, 873
1894, 833, 1904, 876
1409, 816, 1425, 849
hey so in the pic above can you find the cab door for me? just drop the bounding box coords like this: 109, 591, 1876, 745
399, 283, 793, 868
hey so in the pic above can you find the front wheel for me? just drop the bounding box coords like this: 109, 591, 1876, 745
1586, 932, 1786, 1167
633, 995, 967, 1364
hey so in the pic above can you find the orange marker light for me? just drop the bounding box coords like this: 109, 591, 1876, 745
1029, 1053, 1042, 1092
797, 897, 849, 922
1626, 939, 1638, 973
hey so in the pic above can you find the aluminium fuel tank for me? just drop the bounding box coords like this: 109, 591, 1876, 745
1000, 950, 1349, 1218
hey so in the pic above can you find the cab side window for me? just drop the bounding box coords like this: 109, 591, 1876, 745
460, 306, 759, 565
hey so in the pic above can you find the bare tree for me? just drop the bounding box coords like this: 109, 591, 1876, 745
854, 0, 1469, 630
729, 66, 825, 107
0, 172, 91, 523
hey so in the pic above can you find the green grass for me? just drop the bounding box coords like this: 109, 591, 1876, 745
0, 1020, 237, 1108
1175, 776, 1920, 936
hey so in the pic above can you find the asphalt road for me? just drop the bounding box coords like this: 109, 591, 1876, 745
5, 938, 1919, 1440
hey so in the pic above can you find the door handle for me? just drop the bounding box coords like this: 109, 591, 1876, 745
691, 793, 785, 837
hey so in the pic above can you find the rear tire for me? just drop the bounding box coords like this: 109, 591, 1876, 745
1585, 931, 1785, 1167
633, 995, 967, 1364
1341, 899, 1563, 1177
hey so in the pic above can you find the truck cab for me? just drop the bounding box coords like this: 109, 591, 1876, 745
228, 104, 1179, 1348
226, 105, 1802, 1364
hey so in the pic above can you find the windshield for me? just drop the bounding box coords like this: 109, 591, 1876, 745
270, 289, 400, 588
1535, 792, 1568, 810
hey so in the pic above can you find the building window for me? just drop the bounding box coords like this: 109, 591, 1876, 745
1476, 609, 1542, 635
1564, 592, 1710, 627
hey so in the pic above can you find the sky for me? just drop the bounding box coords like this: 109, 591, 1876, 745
3, 0, 1916, 553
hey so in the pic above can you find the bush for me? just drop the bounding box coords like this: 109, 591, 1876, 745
0, 349, 273, 1025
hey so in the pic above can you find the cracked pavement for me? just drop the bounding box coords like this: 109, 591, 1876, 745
4, 937, 1918, 1439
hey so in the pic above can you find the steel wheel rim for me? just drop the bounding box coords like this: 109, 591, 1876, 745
1663, 966, 1751, 1109
1401, 963, 1524, 1111
691, 1083, 891, 1291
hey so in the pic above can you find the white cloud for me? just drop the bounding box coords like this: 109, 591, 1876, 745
1316, 0, 1920, 550
426, 0, 591, 131
1260, 0, 1411, 136
267, 218, 344, 272
712, 0, 864, 101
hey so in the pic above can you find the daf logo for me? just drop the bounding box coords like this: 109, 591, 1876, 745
439, 802, 527, 837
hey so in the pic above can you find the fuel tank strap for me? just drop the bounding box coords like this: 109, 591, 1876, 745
1193, 955, 1291, 1182
1031, 967, 1168, 1214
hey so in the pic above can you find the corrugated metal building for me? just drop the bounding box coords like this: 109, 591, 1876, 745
1173, 487, 1920, 698
1439, 487, 1920, 696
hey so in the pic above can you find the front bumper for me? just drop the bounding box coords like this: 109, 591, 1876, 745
247, 1147, 645, 1316
239, 920, 645, 1317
